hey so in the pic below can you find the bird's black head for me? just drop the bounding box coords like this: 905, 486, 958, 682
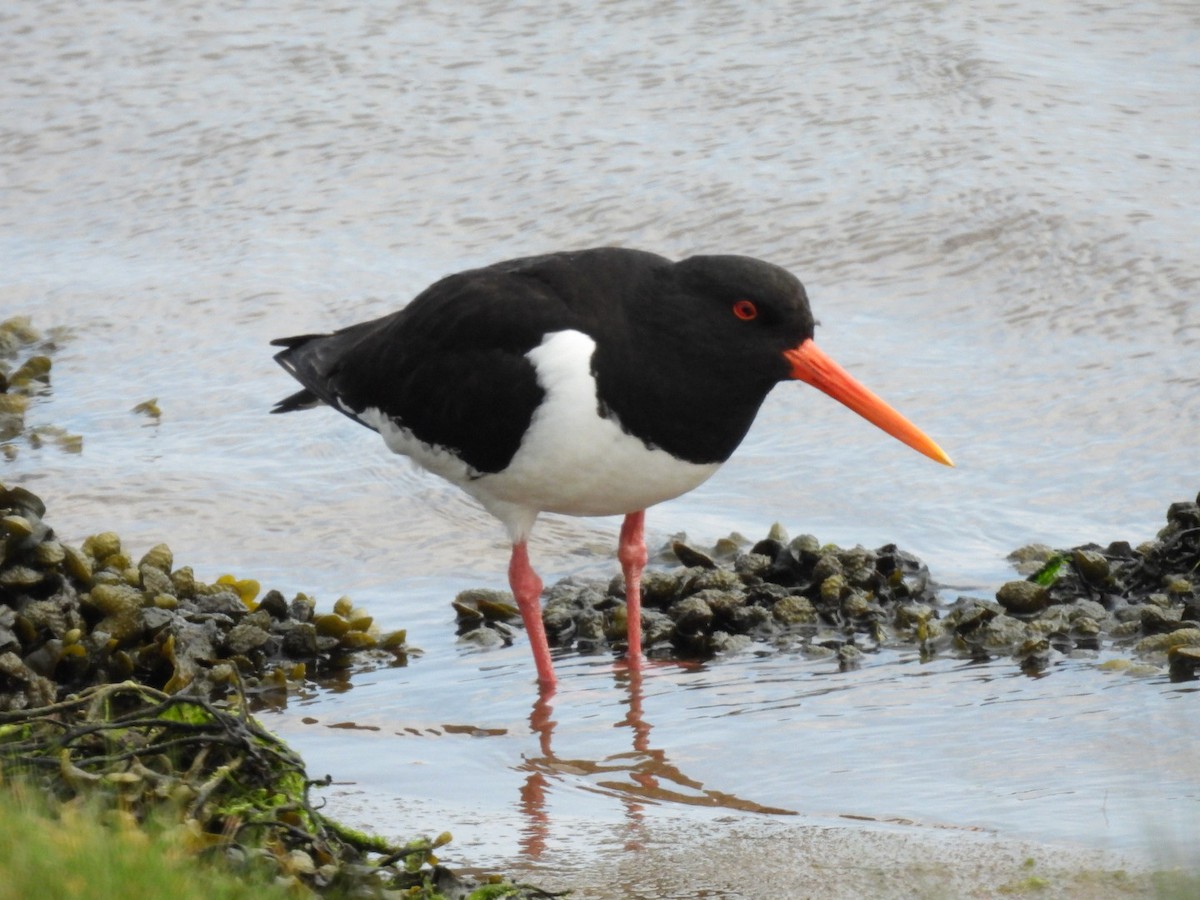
583, 252, 819, 465
667, 253, 817, 385
589, 247, 952, 469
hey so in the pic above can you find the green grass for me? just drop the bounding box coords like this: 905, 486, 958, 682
0, 786, 295, 900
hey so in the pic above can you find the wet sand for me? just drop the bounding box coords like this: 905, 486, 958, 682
509, 820, 1166, 899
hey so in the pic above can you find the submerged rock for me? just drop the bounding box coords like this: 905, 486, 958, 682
996, 580, 1050, 614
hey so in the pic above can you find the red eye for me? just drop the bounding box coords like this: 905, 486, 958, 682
732, 300, 758, 321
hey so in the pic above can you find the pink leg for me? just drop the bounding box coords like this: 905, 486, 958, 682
618, 511, 648, 665
509, 541, 556, 690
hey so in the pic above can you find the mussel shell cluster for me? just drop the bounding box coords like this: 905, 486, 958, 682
0, 316, 81, 458
998, 491, 1200, 678
457, 495, 1200, 679
0, 483, 407, 711
456, 525, 942, 669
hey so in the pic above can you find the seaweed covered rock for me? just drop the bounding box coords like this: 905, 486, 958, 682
0, 682, 553, 899
0, 483, 554, 898
0, 483, 408, 711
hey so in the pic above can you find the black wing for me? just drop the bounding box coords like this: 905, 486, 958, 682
271, 257, 595, 474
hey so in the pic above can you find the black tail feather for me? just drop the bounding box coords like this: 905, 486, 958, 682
270, 333, 326, 350
271, 387, 322, 414
271, 332, 335, 413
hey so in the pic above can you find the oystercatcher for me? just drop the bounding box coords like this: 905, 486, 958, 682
272, 247, 952, 689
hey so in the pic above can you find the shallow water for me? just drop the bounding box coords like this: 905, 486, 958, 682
3, 0, 1199, 888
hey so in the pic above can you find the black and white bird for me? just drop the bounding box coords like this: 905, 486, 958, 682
272, 247, 952, 690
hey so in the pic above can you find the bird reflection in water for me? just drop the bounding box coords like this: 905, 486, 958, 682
516, 663, 795, 859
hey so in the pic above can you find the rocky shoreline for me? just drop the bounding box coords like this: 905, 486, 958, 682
4, 480, 1196, 897
0, 481, 556, 899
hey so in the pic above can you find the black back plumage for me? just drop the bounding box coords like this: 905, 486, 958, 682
272, 247, 815, 472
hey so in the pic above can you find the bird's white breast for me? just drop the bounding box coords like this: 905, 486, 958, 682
360, 330, 720, 540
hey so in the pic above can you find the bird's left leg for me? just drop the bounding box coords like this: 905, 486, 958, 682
618, 510, 647, 665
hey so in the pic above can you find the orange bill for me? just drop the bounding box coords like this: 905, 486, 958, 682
783, 339, 954, 467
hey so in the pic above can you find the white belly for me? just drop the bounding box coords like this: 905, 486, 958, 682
486, 330, 720, 515
361, 330, 720, 541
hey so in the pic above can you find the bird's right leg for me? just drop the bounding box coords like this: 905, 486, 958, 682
509, 541, 556, 691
